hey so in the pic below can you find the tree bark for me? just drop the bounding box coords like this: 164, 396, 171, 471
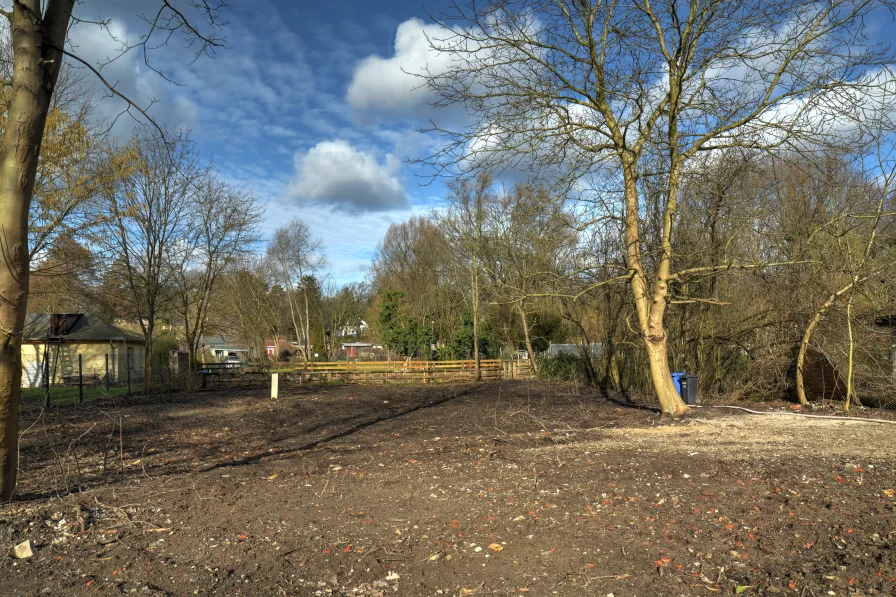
621, 158, 688, 416
472, 259, 481, 381
844, 295, 855, 412
142, 324, 154, 393
518, 302, 537, 374
0, 0, 73, 501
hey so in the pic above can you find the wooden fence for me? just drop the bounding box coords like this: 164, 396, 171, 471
201, 359, 534, 387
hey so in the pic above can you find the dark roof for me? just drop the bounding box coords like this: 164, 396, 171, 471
203, 336, 249, 351
23, 314, 145, 343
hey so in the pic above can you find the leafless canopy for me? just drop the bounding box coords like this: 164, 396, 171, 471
420, 0, 896, 182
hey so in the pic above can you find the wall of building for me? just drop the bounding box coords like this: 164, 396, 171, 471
21, 341, 146, 388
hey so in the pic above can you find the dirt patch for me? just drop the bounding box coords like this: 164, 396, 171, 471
1, 381, 894, 596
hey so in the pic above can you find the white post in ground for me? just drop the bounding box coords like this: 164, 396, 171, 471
271, 373, 279, 399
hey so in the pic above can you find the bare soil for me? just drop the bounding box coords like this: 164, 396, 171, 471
1, 381, 895, 596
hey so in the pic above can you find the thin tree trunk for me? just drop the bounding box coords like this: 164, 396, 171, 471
609, 347, 622, 391
286, 290, 306, 362
0, 0, 73, 500
844, 296, 855, 412
143, 327, 154, 393
303, 285, 311, 360
472, 262, 481, 381
518, 302, 537, 374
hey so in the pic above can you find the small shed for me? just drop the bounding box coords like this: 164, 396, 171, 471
545, 343, 604, 357
342, 342, 373, 359
341, 342, 384, 360
21, 313, 146, 388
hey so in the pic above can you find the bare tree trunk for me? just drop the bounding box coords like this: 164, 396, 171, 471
286, 292, 306, 362
143, 326, 154, 393
0, 0, 72, 501
844, 295, 855, 412
303, 285, 311, 360
622, 160, 688, 416
472, 263, 481, 381
608, 348, 622, 392
518, 302, 537, 374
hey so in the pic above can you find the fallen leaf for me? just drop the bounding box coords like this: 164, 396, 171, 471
488, 543, 504, 553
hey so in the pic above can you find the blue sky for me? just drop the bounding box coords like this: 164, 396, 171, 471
57, 0, 459, 284
20, 1, 896, 283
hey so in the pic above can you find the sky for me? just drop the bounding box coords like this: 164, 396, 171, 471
54, 0, 461, 284
7, 1, 896, 284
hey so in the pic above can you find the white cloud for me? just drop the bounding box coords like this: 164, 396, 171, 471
347, 18, 453, 122
288, 140, 409, 212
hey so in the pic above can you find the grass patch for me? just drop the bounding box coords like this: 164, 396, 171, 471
20, 383, 143, 409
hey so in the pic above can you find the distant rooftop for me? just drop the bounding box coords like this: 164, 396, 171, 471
23, 313, 144, 343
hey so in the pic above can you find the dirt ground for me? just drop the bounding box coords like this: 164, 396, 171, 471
1, 381, 895, 596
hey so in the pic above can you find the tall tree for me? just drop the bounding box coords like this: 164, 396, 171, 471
100, 130, 200, 392
482, 183, 579, 373
267, 219, 325, 362
173, 176, 262, 373
442, 174, 493, 379
422, 0, 896, 415
371, 215, 462, 346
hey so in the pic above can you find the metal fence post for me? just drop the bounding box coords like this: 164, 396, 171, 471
78, 354, 83, 404
44, 348, 50, 408
127, 352, 131, 395
105, 353, 110, 393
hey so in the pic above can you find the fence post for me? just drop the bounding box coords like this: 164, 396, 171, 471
127, 352, 132, 395
271, 373, 279, 399
44, 348, 50, 408
78, 354, 83, 404
105, 353, 110, 393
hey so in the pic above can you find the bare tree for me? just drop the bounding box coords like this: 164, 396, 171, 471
421, 0, 896, 415
371, 215, 463, 347
216, 256, 287, 363
442, 174, 493, 378
794, 138, 896, 406
320, 281, 370, 360
100, 130, 200, 392
267, 219, 325, 362
482, 183, 579, 373
173, 176, 262, 374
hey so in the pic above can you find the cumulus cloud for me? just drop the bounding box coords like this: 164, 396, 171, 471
288, 140, 409, 212
347, 18, 453, 122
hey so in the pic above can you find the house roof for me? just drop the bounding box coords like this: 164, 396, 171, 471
203, 336, 249, 352
23, 314, 145, 343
